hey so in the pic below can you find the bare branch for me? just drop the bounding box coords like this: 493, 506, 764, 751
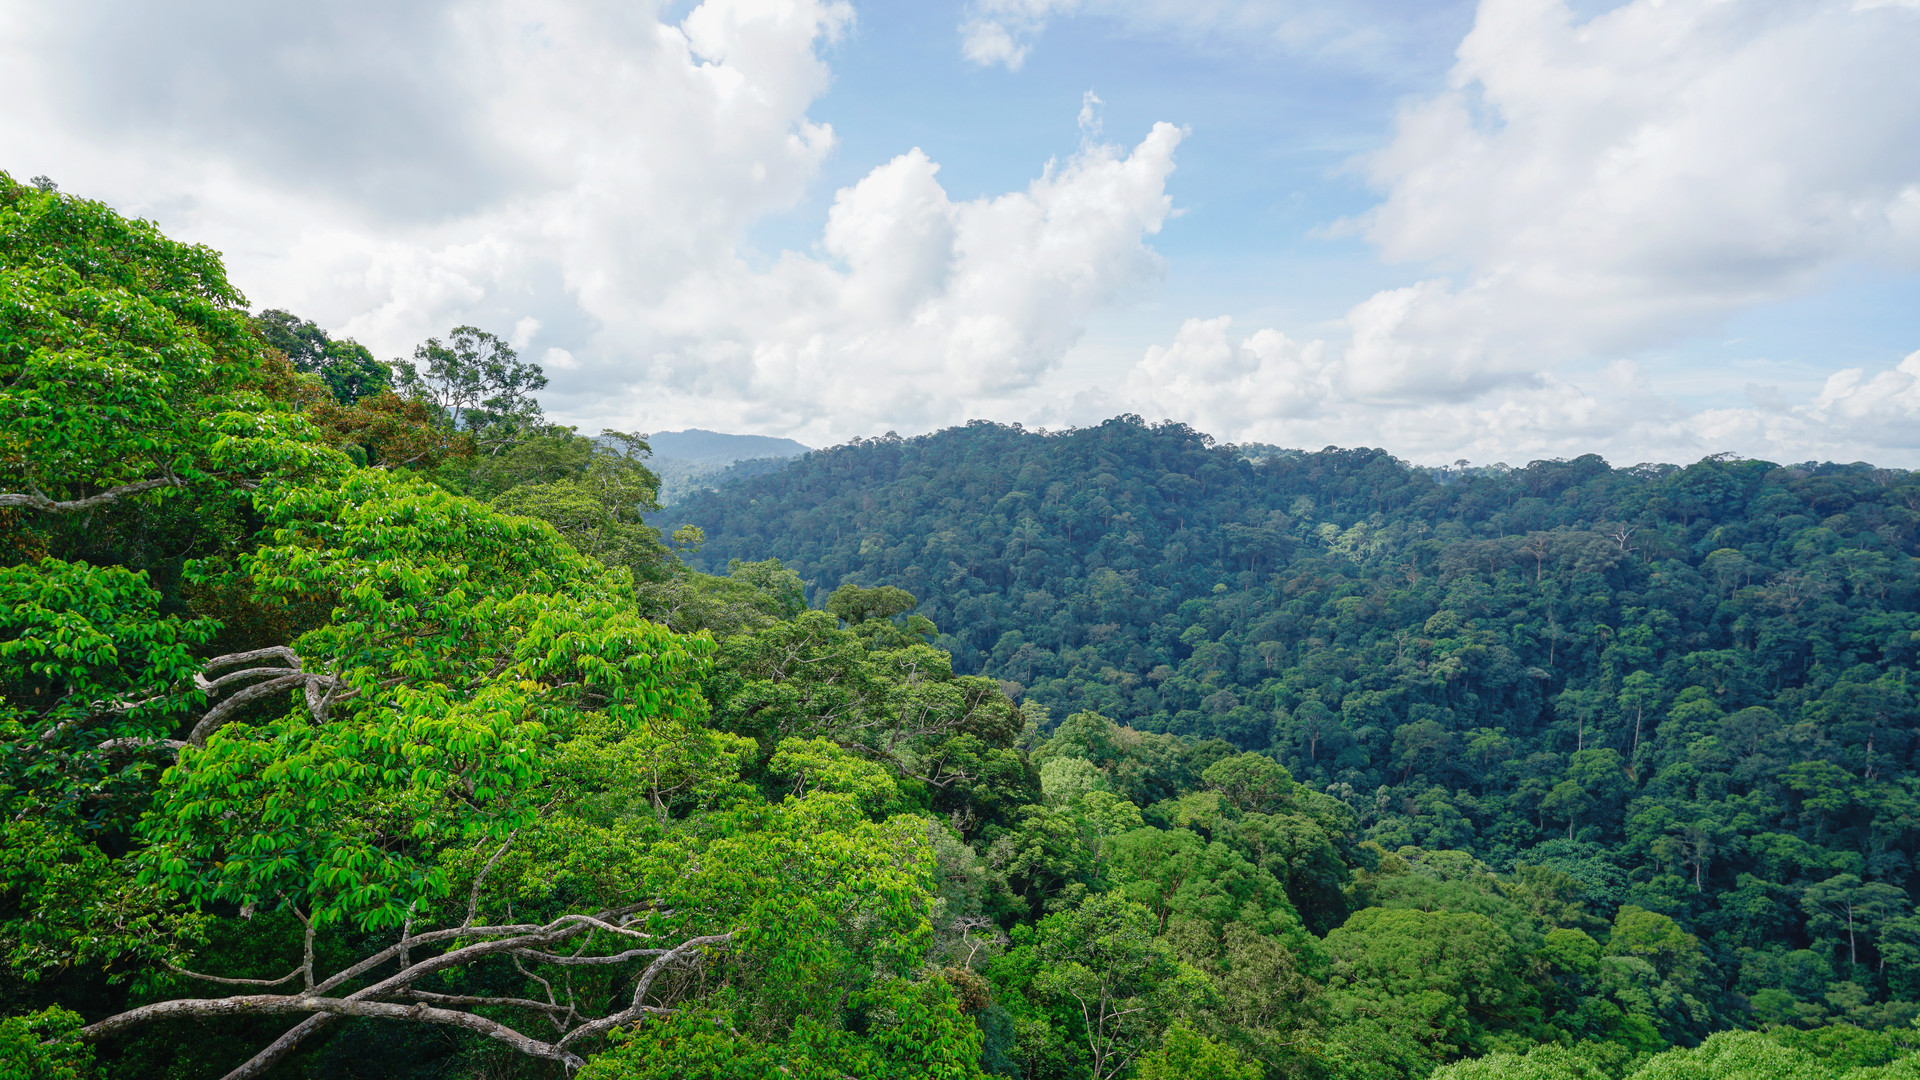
82, 995, 586, 1068
1, 476, 184, 513
93, 906, 716, 1073
510, 946, 670, 967
557, 933, 732, 1051
217, 1015, 337, 1080
464, 832, 519, 929
166, 964, 303, 988
297, 909, 316, 992
188, 673, 338, 746
96, 737, 189, 754
309, 922, 547, 996
201, 647, 304, 677
403, 990, 573, 1013
197, 666, 301, 698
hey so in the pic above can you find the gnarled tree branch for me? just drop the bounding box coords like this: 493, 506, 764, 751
1, 476, 185, 513
85, 908, 732, 1075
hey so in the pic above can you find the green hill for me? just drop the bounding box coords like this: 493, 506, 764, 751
674, 416, 1920, 1021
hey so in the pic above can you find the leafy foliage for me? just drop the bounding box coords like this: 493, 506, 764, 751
8, 178, 1920, 1080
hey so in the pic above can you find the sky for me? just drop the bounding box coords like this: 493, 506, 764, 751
3, 0, 1918, 467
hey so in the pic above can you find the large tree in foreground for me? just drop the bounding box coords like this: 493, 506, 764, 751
1, 174, 978, 1078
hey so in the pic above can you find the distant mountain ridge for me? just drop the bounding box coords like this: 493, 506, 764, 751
637, 429, 811, 505
644, 428, 810, 465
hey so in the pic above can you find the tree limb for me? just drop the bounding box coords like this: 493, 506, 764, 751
188, 673, 339, 745
0, 476, 184, 513
81, 995, 587, 1068
165, 963, 304, 988
556, 933, 733, 1051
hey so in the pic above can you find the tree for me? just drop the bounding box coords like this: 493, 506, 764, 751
1131, 1020, 1258, 1080
826, 583, 936, 648
1, 172, 331, 516
251, 309, 391, 404
1031, 893, 1201, 1080
393, 325, 547, 445
1321, 906, 1536, 1078
1801, 874, 1910, 969
41, 467, 962, 1074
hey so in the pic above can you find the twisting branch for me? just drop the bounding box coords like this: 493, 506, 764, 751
197, 648, 304, 683
296, 908, 316, 992
510, 946, 673, 966
0, 476, 185, 513
465, 832, 519, 929
87, 909, 734, 1075
96, 737, 189, 754
555, 933, 733, 1051
82, 995, 588, 1068
166, 964, 304, 988
188, 673, 344, 746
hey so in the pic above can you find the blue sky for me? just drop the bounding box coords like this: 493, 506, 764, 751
3, 0, 1917, 465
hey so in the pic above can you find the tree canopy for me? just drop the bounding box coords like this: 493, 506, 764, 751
6, 170, 1920, 1080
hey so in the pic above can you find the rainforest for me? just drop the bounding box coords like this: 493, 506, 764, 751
6, 174, 1920, 1080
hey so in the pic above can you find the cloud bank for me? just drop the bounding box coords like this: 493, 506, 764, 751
0, 0, 1181, 443
3, 0, 1915, 465
1118, 0, 1920, 464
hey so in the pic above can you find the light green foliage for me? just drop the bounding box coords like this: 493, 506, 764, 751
0, 559, 214, 825
1030, 893, 1204, 1080
1131, 1020, 1259, 1080
1200, 752, 1298, 813
139, 469, 713, 929
1108, 826, 1303, 940
1322, 906, 1539, 1079
577, 982, 984, 1080
1, 172, 338, 513
1627, 1029, 1830, 1080
769, 735, 906, 816
0, 1007, 91, 1080
1041, 756, 1104, 805
251, 308, 390, 405
1428, 1041, 1623, 1080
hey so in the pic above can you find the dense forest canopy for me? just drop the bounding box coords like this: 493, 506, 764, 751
5, 172, 1920, 1080
674, 419, 1920, 1025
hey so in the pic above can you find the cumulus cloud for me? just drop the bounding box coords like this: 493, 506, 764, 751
1125, 316, 1334, 424
1114, 0, 1920, 464
1118, 317, 1920, 465
620, 122, 1184, 435
1330, 0, 1920, 400
0, 0, 1183, 442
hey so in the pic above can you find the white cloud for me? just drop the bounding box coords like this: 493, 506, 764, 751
618, 122, 1185, 437
0, 0, 1183, 442
1125, 316, 1334, 425
1111, 0, 1920, 464
960, 0, 1075, 70
1329, 0, 1920, 400
1116, 316, 1920, 466
509, 316, 542, 351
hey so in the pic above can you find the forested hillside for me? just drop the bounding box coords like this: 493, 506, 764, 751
7, 173, 1920, 1080
676, 419, 1920, 1029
